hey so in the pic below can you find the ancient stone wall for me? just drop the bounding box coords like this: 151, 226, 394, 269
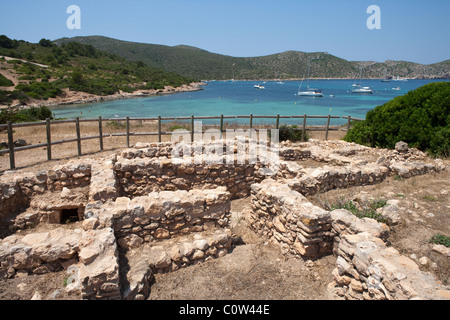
111, 188, 231, 249
0, 228, 81, 279
114, 156, 268, 200
249, 179, 333, 259
0, 161, 91, 223
329, 232, 450, 300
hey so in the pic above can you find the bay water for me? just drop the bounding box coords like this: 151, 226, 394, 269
50, 79, 448, 126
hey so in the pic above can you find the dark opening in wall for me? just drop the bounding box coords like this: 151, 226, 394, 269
60, 208, 80, 224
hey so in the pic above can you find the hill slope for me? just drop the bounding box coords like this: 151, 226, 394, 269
0, 35, 194, 107
55, 36, 450, 80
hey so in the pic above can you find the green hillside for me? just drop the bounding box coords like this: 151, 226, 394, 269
55, 36, 450, 80
0, 35, 193, 106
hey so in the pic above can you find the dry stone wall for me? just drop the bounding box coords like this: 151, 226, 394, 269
123, 229, 232, 300
0, 161, 91, 223
114, 156, 268, 200
111, 188, 231, 249
329, 232, 450, 300
249, 179, 333, 258
0, 227, 82, 279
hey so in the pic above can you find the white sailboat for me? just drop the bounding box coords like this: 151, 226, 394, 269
298, 58, 323, 97
352, 65, 373, 94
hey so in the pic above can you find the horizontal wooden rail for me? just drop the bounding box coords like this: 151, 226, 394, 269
1, 114, 363, 170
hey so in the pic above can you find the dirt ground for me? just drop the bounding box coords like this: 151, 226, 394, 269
148, 198, 336, 300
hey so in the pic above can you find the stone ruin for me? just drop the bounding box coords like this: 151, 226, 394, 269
0, 137, 448, 300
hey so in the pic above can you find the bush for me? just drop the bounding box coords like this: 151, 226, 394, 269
344, 82, 450, 157
279, 124, 309, 142
0, 74, 13, 86
327, 198, 387, 223
39, 38, 54, 47
0, 35, 18, 49
430, 234, 450, 247
0, 106, 53, 124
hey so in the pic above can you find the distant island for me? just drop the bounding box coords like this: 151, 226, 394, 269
55, 36, 450, 81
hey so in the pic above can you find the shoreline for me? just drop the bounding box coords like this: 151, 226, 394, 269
212, 77, 450, 82
1, 82, 205, 110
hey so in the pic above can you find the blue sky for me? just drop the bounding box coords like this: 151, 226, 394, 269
0, 0, 449, 64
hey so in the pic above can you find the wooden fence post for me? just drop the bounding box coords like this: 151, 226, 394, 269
347, 115, 351, 133
276, 114, 280, 129
302, 114, 307, 142
126, 116, 130, 147
190, 115, 194, 143
98, 116, 103, 151
46, 118, 51, 161
249, 113, 253, 138
7, 121, 15, 170
76, 117, 82, 156
158, 115, 162, 143
325, 114, 331, 140
220, 114, 224, 139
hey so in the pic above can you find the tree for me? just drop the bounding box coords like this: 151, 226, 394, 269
39, 38, 54, 47
0, 35, 17, 48
71, 71, 85, 85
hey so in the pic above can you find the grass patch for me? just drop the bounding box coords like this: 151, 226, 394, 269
168, 124, 190, 132
422, 195, 438, 202
325, 197, 387, 223
106, 120, 126, 129
430, 234, 450, 247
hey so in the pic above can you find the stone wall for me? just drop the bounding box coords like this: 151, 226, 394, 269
112, 187, 231, 249
114, 156, 268, 200
88, 157, 119, 203
329, 232, 450, 300
0, 161, 91, 223
123, 229, 232, 300
0, 227, 81, 279
249, 179, 333, 259
77, 227, 121, 300
330, 209, 390, 255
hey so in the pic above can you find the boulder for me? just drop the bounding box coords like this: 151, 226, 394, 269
395, 141, 409, 153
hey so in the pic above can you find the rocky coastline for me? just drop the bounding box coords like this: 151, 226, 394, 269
1, 82, 205, 110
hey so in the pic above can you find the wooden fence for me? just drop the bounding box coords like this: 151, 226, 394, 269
0, 114, 363, 170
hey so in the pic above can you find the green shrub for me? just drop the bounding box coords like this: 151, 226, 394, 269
0, 74, 13, 86
106, 121, 126, 129
344, 82, 450, 158
327, 198, 387, 223
430, 234, 450, 247
0, 106, 53, 124
279, 124, 309, 142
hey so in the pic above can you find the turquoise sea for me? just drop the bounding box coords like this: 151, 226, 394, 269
50, 79, 448, 126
